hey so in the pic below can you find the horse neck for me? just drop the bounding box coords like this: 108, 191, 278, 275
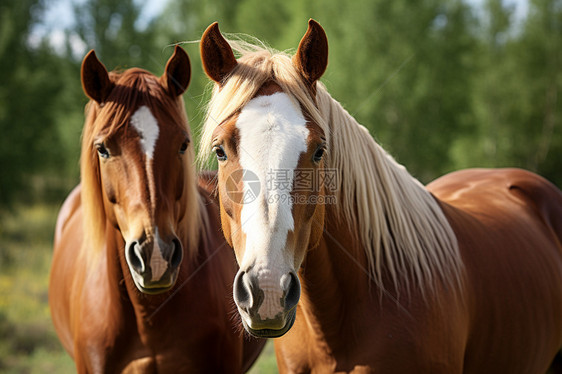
105, 201, 206, 325
177, 171, 206, 261
188, 186, 233, 292
294, 90, 463, 346
317, 88, 462, 298
117, 186, 228, 320
298, 210, 371, 337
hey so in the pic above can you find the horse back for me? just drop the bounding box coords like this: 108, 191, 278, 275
429, 168, 562, 373
50, 185, 83, 356
430, 168, 562, 250
53, 185, 81, 248
506, 169, 562, 247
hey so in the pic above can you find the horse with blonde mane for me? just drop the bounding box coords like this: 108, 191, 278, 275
49, 46, 264, 373
198, 20, 562, 373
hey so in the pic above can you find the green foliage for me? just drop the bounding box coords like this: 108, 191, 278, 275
0, 0, 69, 206
0, 204, 74, 373
151, 0, 248, 153
2, 0, 561, 207
315, 0, 479, 182
453, 0, 562, 186
73, 0, 158, 71
0, 0, 561, 371
248, 340, 278, 373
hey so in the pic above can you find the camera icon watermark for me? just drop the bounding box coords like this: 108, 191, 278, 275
225, 169, 261, 204
224, 168, 338, 205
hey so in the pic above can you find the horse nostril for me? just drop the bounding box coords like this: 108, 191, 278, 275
170, 238, 183, 268
126, 241, 145, 273
233, 271, 253, 311
283, 272, 301, 311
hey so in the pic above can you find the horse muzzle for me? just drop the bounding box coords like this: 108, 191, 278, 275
125, 236, 183, 294
233, 268, 300, 338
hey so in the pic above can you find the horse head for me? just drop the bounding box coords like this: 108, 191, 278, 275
80, 46, 195, 294
200, 20, 329, 336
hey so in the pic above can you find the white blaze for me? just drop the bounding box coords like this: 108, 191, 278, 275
130, 105, 159, 210
236, 92, 309, 320
130, 105, 159, 159
130, 106, 167, 282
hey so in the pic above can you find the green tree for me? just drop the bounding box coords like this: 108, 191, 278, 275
0, 0, 69, 206
51, 0, 175, 187
300, 0, 479, 182
73, 0, 158, 71
451, 0, 515, 169
517, 0, 562, 185
152, 0, 247, 151
142, 0, 562, 187
458, 0, 562, 187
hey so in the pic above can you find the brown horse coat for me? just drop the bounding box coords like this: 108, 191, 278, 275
49, 47, 264, 373
198, 20, 562, 373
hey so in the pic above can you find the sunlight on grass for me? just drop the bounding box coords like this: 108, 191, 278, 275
248, 340, 278, 373
0, 203, 75, 373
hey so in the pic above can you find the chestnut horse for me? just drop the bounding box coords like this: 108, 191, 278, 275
49, 46, 264, 373
198, 20, 562, 373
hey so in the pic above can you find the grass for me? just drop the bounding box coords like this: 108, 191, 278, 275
0, 203, 75, 373
0, 202, 279, 373
248, 340, 278, 374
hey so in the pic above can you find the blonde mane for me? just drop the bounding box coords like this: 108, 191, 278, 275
199, 41, 463, 295
81, 68, 203, 258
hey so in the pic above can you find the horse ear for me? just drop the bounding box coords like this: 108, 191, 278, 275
293, 19, 328, 85
200, 22, 237, 84
81, 50, 114, 104
162, 45, 191, 97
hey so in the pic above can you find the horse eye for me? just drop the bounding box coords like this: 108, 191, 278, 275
96, 143, 110, 159
313, 146, 325, 163
213, 145, 227, 162
179, 141, 189, 154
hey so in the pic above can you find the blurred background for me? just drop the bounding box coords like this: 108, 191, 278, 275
0, 0, 560, 372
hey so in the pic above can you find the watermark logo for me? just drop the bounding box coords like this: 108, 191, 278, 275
224, 168, 338, 205
225, 169, 261, 204
267, 169, 338, 193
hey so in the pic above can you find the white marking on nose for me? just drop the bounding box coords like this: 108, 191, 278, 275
130, 105, 159, 159
150, 229, 168, 281
256, 268, 285, 319
130, 105, 160, 210
236, 92, 309, 316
